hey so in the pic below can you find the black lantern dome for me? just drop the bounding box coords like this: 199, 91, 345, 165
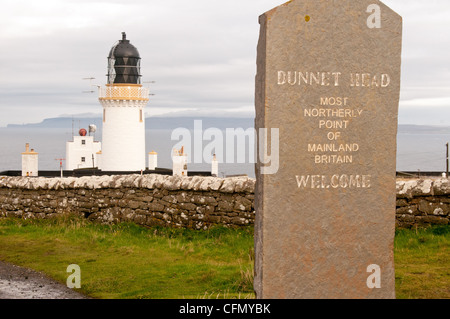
107, 32, 141, 84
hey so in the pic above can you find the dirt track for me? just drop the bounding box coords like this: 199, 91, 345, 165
0, 261, 88, 299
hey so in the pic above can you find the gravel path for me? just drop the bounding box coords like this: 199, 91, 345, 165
0, 261, 88, 299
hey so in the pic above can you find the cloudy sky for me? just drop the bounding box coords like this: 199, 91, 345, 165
0, 0, 449, 127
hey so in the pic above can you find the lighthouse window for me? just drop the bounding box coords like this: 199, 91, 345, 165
139, 109, 143, 122
103, 109, 106, 123
81, 140, 86, 145
81, 157, 86, 163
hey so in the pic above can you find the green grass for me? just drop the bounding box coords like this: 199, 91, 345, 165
394, 225, 450, 299
0, 216, 254, 299
0, 216, 448, 299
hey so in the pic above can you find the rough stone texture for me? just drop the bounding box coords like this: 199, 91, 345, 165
0, 174, 255, 230
254, 0, 402, 299
396, 178, 450, 228
0, 175, 448, 230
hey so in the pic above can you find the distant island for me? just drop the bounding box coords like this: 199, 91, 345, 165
397, 124, 450, 134
6, 116, 450, 134
6, 116, 255, 130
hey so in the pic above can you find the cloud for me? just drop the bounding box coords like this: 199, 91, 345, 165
400, 97, 450, 108
0, 0, 450, 127
0, 0, 135, 39
0, 0, 286, 126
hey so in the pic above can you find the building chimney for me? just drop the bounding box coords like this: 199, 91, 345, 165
172, 147, 188, 176
148, 151, 158, 171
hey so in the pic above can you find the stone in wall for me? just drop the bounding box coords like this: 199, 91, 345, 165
0, 174, 254, 193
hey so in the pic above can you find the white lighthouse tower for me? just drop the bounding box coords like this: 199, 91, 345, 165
98, 32, 149, 171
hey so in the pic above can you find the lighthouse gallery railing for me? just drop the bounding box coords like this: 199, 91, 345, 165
98, 86, 149, 101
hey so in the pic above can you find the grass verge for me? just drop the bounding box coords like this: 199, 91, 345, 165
0, 216, 448, 299
0, 216, 254, 299
394, 225, 449, 299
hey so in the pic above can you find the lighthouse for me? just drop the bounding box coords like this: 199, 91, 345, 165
98, 32, 149, 171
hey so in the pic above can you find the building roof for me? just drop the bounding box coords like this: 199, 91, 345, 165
108, 32, 140, 59
107, 32, 142, 84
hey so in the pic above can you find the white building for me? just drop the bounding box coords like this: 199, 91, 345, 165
148, 151, 158, 170
172, 147, 188, 176
22, 143, 38, 176
66, 130, 101, 170
98, 32, 149, 171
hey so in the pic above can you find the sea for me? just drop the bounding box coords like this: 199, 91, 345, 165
0, 127, 255, 178
1, 124, 450, 178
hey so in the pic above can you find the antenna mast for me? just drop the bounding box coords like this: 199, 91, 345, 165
143, 81, 156, 96
82, 77, 96, 93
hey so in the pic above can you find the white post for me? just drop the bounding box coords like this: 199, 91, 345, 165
148, 151, 158, 170
211, 154, 219, 177
96, 151, 102, 170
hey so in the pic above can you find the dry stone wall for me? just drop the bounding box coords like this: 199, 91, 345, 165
0, 175, 255, 230
0, 175, 448, 229
396, 178, 450, 228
